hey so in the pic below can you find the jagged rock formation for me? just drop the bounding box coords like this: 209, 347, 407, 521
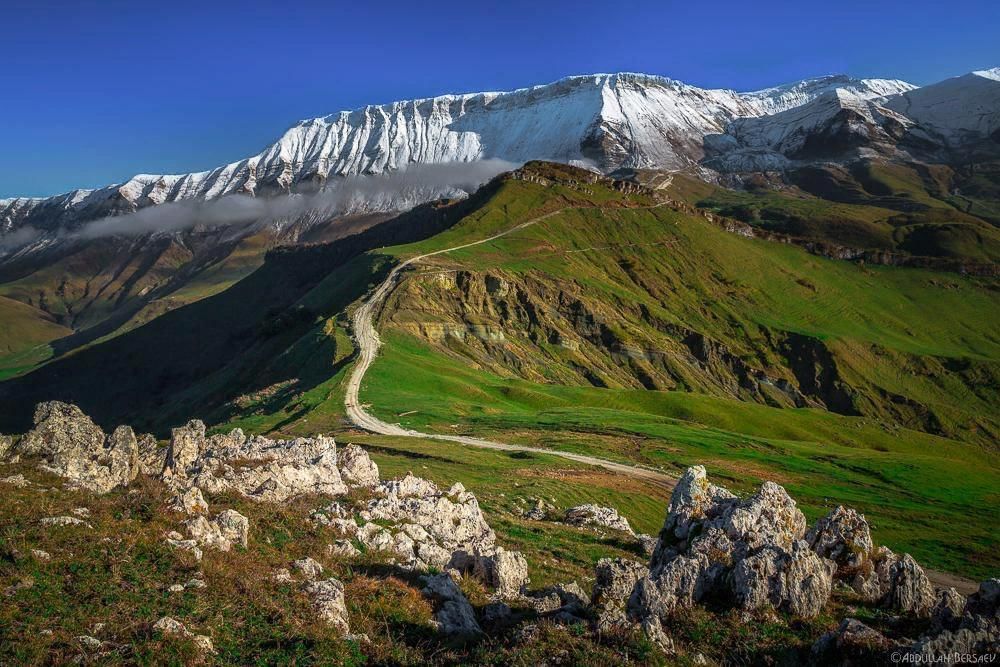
8, 401, 139, 494
618, 465, 967, 654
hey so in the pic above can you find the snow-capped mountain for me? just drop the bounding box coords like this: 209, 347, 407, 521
705, 69, 1000, 172
0, 72, 915, 242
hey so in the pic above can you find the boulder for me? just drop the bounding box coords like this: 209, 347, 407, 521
422, 573, 482, 637
636, 534, 658, 557
328, 540, 361, 559
0, 435, 12, 461
170, 487, 209, 515
473, 546, 529, 598
136, 434, 166, 477
564, 504, 634, 534
338, 444, 379, 488
930, 587, 966, 633
722, 481, 807, 555
658, 465, 736, 545
884, 553, 936, 617
304, 578, 350, 633
807, 505, 874, 573
185, 509, 249, 552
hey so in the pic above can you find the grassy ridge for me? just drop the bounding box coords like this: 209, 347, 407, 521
340, 170, 1000, 577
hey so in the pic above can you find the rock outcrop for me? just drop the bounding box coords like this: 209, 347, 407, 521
630, 466, 834, 625
172, 430, 348, 502
360, 476, 497, 572
12, 402, 139, 494
910, 579, 1000, 659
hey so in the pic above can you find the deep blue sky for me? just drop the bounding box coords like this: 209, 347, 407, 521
2, 0, 998, 198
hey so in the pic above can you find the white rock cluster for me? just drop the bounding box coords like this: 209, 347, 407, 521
620, 466, 966, 652
8, 402, 141, 494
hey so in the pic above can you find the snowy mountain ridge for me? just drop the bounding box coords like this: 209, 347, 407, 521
0, 71, 916, 238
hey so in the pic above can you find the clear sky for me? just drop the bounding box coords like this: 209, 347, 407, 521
2, 0, 998, 198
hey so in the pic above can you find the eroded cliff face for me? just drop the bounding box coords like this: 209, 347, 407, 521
382, 266, 999, 443
384, 269, 826, 407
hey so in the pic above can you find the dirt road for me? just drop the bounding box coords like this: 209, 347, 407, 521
343, 207, 677, 491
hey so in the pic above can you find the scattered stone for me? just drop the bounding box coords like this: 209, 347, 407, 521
165, 535, 203, 562
30, 549, 51, 561
522, 498, 554, 521
168, 584, 185, 593
71, 507, 90, 518
153, 616, 214, 654
293, 557, 324, 581
564, 504, 634, 534
327, 540, 361, 559
4, 577, 34, 597
76, 635, 103, 650
304, 578, 350, 633
185, 577, 207, 590
1, 473, 30, 487
272, 568, 294, 583
338, 444, 379, 488
40, 516, 92, 529
422, 573, 482, 637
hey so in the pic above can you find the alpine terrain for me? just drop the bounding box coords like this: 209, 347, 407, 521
1, 66, 999, 666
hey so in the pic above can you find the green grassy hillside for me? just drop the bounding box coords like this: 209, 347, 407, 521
2, 162, 997, 580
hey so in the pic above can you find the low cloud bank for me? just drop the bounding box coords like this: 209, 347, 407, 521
1, 159, 519, 251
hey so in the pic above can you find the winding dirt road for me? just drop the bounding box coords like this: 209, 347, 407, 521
343, 208, 677, 491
